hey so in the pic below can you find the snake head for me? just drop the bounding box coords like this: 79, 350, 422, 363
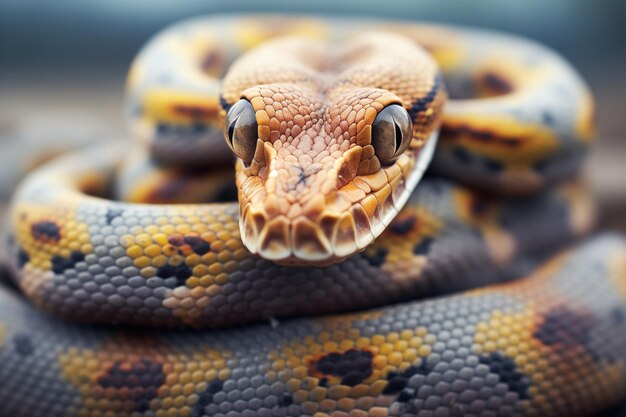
221, 34, 446, 266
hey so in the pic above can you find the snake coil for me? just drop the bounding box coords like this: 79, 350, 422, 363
1, 15, 625, 417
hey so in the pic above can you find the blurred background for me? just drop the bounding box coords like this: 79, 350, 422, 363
1, 0, 624, 231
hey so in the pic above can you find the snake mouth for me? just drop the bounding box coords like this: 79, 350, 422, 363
238, 131, 438, 266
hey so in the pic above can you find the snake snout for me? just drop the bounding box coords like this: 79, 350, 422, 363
239, 155, 368, 266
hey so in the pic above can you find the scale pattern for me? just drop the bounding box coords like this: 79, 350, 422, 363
5, 144, 594, 327
0, 236, 626, 417
1, 14, 623, 417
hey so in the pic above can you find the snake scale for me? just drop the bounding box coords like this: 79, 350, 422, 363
1, 14, 625, 417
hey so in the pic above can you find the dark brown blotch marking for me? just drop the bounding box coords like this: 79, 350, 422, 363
183, 235, 212, 255
51, 251, 85, 274
157, 263, 193, 288
468, 195, 496, 220
308, 349, 373, 387
389, 215, 417, 235
408, 73, 443, 122
201, 50, 223, 76
502, 138, 522, 147
31, 220, 61, 243
362, 247, 388, 268
484, 157, 504, 173
534, 307, 595, 350
97, 357, 165, 413
167, 233, 212, 255
412, 237, 433, 256
191, 380, 223, 417
167, 234, 186, 247
172, 104, 219, 120
106, 208, 124, 225
146, 178, 188, 204
479, 352, 530, 400
452, 147, 472, 164
384, 359, 433, 397
441, 125, 522, 149
277, 393, 293, 407
478, 72, 513, 95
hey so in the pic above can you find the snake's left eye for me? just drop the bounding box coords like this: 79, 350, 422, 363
371, 104, 413, 165
223, 99, 258, 165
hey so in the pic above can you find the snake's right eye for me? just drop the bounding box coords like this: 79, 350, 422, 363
223, 99, 258, 165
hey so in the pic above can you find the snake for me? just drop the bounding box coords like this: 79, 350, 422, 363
1, 14, 625, 417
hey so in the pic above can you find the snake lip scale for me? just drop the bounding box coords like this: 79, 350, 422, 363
1, 14, 625, 417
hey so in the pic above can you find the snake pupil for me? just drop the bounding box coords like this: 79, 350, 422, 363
394, 120, 403, 154
223, 99, 258, 165
371, 104, 413, 165
228, 117, 238, 145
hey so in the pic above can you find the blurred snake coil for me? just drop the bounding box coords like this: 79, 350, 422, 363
2, 14, 626, 417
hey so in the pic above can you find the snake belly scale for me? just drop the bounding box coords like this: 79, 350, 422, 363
1, 14, 625, 417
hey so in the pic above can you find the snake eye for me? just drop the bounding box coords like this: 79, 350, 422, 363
371, 104, 413, 165
223, 99, 258, 165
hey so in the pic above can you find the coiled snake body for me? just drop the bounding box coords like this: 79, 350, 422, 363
1, 15, 625, 417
